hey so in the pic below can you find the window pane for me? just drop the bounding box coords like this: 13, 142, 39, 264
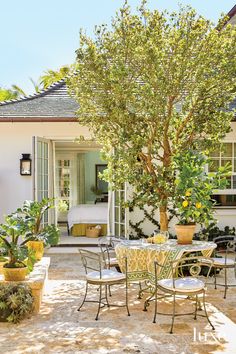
209, 159, 219, 172
233, 176, 236, 189
221, 159, 232, 170
225, 176, 232, 189
210, 148, 220, 158
115, 206, 119, 222
221, 143, 232, 157
212, 194, 236, 206
234, 159, 236, 173
120, 223, 125, 236
115, 191, 119, 206
115, 223, 119, 235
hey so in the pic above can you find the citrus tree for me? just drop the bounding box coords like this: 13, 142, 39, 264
68, 1, 236, 230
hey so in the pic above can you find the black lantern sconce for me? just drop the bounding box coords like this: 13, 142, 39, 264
20, 154, 32, 176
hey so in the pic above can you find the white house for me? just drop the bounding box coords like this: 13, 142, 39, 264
0, 5, 236, 237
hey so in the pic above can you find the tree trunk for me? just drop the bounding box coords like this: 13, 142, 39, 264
159, 205, 168, 231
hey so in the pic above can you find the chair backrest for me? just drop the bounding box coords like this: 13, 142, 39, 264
213, 235, 236, 256
98, 236, 121, 265
154, 256, 213, 288
171, 256, 213, 279
79, 249, 104, 275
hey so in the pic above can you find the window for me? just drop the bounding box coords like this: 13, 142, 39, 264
56, 159, 72, 210
209, 142, 236, 207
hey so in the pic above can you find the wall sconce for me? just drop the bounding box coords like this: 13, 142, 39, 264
20, 154, 32, 176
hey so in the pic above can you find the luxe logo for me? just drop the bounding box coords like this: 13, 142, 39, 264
193, 328, 226, 343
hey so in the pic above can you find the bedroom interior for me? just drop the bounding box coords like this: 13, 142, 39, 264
54, 141, 109, 245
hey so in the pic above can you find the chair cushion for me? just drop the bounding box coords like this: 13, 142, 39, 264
157, 277, 205, 292
86, 269, 126, 283
105, 257, 119, 267
212, 257, 235, 266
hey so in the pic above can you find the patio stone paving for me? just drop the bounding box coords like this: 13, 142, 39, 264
0, 253, 236, 353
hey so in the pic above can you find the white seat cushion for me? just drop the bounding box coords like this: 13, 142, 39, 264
86, 269, 126, 283
105, 257, 119, 267
212, 257, 235, 266
157, 277, 205, 292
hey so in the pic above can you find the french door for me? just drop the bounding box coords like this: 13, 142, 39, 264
111, 183, 129, 238
33, 136, 55, 224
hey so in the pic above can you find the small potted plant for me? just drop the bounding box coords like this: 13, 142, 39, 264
0, 213, 35, 281
17, 199, 60, 260
0, 283, 34, 323
173, 151, 230, 244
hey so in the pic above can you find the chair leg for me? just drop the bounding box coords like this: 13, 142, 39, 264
78, 283, 88, 311
170, 293, 176, 334
126, 279, 130, 317
108, 285, 112, 297
202, 291, 215, 330
224, 268, 227, 299
95, 285, 103, 320
214, 267, 217, 289
153, 285, 158, 323
105, 285, 110, 307
194, 295, 198, 320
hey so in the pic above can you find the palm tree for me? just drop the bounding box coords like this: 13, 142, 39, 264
40, 65, 71, 89
0, 64, 71, 102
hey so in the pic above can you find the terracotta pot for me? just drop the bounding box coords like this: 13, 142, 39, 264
175, 224, 196, 245
3, 266, 28, 281
27, 241, 44, 261
0, 260, 8, 274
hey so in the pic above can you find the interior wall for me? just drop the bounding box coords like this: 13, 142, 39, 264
84, 151, 106, 203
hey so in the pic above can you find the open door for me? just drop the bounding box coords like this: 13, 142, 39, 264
111, 183, 129, 239
33, 136, 55, 224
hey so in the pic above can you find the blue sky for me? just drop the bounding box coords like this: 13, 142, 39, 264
1, 0, 235, 93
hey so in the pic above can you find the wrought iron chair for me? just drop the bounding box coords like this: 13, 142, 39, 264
152, 256, 215, 334
78, 248, 130, 320
98, 236, 122, 270
211, 235, 236, 299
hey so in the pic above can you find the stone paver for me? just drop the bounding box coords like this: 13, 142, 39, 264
0, 253, 236, 354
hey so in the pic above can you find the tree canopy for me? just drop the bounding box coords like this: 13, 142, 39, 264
73, 3, 235, 229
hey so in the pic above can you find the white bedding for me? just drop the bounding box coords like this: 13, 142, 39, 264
68, 203, 108, 229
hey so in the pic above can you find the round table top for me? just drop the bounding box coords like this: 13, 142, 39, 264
116, 239, 217, 253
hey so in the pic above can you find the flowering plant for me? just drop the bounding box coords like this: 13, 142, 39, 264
173, 151, 230, 225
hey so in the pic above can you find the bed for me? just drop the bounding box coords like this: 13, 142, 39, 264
68, 203, 108, 236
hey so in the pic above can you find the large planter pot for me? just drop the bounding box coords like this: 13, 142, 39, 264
3, 266, 28, 281
175, 224, 196, 245
0, 259, 8, 274
27, 241, 44, 261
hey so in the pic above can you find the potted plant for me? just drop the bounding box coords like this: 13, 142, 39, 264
0, 283, 34, 323
0, 213, 36, 281
173, 151, 230, 244
17, 199, 60, 260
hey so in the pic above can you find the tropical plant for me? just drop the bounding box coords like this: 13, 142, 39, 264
68, 1, 236, 231
0, 283, 34, 323
40, 65, 71, 89
173, 151, 230, 225
17, 199, 60, 246
0, 213, 35, 270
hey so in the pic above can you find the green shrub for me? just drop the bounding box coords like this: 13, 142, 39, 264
0, 283, 34, 323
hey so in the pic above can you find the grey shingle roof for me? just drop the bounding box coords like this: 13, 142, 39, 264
0, 79, 79, 121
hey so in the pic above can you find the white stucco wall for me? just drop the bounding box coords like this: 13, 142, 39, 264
129, 122, 236, 236
0, 122, 91, 222
0, 121, 236, 231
